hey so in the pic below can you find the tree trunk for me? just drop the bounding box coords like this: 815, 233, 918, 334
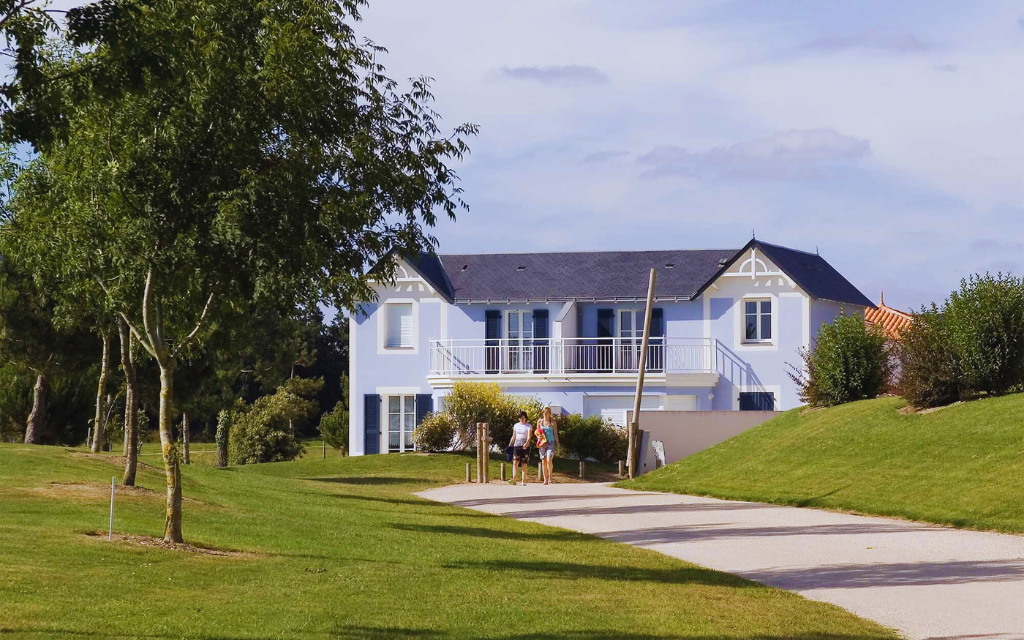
182, 412, 190, 465
119, 319, 139, 486
159, 363, 183, 543
23, 372, 47, 444
91, 330, 113, 453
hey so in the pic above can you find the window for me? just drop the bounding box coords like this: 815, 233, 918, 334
739, 392, 775, 411
505, 310, 533, 371
385, 303, 414, 348
744, 299, 772, 343
388, 395, 416, 452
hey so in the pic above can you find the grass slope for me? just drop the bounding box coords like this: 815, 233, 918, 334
0, 445, 895, 640
624, 394, 1024, 534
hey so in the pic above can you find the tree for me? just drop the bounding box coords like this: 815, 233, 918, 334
788, 312, 893, 408
118, 317, 141, 484
5, 0, 475, 542
0, 255, 69, 443
318, 401, 348, 454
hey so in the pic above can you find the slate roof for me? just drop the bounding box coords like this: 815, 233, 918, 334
399, 239, 873, 307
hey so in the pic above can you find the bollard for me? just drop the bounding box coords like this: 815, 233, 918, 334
322, 439, 326, 459
108, 477, 115, 540
500, 462, 506, 482
465, 463, 471, 483
538, 460, 543, 480
579, 460, 585, 479
618, 460, 624, 477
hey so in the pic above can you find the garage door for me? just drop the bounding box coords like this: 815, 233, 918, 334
665, 395, 697, 411
585, 395, 662, 426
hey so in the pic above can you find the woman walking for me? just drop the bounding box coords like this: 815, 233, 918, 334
537, 407, 558, 485
508, 411, 532, 486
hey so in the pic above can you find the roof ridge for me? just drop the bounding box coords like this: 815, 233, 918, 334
438, 248, 739, 257
755, 240, 820, 257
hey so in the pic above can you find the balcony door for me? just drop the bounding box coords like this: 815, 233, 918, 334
506, 310, 533, 372
618, 309, 642, 370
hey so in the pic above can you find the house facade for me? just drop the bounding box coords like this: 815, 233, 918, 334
347, 239, 873, 456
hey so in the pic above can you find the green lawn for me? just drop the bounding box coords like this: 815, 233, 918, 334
0, 445, 895, 640
623, 394, 1024, 534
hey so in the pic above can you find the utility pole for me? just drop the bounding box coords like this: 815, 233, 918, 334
627, 268, 657, 479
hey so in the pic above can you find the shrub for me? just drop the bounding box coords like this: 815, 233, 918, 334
556, 413, 624, 463
898, 306, 962, 408
944, 273, 1024, 396
318, 401, 348, 454
412, 411, 458, 452
442, 381, 542, 450
788, 312, 892, 408
228, 378, 321, 465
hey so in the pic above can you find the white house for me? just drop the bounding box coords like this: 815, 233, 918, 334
348, 238, 872, 455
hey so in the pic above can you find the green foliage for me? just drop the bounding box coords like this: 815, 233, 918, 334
411, 411, 457, 453
897, 307, 962, 408
556, 413, 626, 464
215, 410, 229, 467
318, 401, 348, 453
440, 381, 542, 450
944, 273, 1024, 395
789, 312, 893, 407
228, 379, 322, 465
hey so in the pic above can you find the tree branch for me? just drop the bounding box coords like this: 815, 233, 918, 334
172, 289, 216, 357
141, 269, 167, 362
95, 275, 157, 358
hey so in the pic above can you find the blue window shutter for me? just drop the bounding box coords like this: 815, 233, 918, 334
648, 308, 665, 372
739, 392, 775, 411
596, 309, 614, 371
364, 394, 381, 454
415, 394, 432, 426
650, 308, 664, 337
597, 309, 614, 337
532, 310, 549, 373
485, 310, 501, 374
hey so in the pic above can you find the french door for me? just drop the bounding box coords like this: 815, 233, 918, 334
506, 310, 533, 372
618, 309, 642, 370
388, 395, 416, 453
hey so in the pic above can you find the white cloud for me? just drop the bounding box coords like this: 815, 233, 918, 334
638, 129, 870, 179
499, 65, 609, 86
802, 33, 937, 53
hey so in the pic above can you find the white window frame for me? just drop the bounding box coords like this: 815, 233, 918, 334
377, 298, 419, 355
735, 295, 778, 351
386, 394, 417, 453
503, 309, 535, 372
375, 386, 422, 454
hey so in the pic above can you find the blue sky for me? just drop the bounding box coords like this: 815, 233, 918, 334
357, 0, 1024, 311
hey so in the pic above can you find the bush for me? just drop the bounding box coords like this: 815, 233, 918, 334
412, 411, 458, 452
442, 381, 542, 450
319, 401, 348, 454
789, 312, 893, 408
556, 413, 624, 463
945, 273, 1024, 395
228, 378, 321, 465
898, 306, 963, 408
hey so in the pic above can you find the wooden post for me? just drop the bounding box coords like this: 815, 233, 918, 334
500, 462, 506, 482
483, 423, 491, 484
579, 460, 586, 479
628, 268, 657, 479
538, 459, 543, 480
465, 463, 471, 483
618, 460, 624, 477
322, 439, 326, 459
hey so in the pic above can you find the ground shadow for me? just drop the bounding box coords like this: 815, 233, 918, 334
443, 558, 754, 589
306, 476, 424, 485
599, 521, 949, 546
390, 522, 586, 542
448, 493, 629, 508
742, 558, 1024, 590
508, 500, 771, 519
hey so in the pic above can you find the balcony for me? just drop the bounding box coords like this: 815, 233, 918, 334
427, 338, 719, 388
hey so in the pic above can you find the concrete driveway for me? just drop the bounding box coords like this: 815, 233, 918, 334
418, 482, 1024, 640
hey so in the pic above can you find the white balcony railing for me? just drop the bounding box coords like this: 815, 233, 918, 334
429, 337, 714, 377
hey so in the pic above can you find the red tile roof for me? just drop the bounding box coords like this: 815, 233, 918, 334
865, 293, 913, 337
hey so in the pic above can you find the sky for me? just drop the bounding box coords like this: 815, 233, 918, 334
355, 0, 1024, 311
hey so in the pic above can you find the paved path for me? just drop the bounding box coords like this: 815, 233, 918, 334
418, 482, 1024, 640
